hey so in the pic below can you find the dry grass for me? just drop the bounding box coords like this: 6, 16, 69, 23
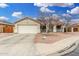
34, 32, 79, 44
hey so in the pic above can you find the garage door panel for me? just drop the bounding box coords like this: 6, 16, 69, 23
18, 25, 40, 33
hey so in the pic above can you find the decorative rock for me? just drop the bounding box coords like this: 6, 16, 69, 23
42, 36, 47, 40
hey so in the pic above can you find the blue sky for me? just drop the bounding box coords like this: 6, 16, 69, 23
0, 3, 79, 23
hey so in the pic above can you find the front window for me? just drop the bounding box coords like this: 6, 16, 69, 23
56, 25, 61, 32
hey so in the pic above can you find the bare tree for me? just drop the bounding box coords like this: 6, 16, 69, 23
38, 11, 52, 33
63, 14, 72, 32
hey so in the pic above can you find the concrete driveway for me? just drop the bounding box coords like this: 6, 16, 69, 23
0, 34, 38, 56
1, 33, 79, 56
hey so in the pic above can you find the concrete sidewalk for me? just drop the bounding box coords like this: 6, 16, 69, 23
35, 36, 79, 56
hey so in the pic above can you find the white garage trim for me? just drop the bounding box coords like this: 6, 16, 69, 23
17, 25, 40, 33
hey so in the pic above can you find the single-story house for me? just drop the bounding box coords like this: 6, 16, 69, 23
0, 20, 14, 33
13, 17, 79, 33
14, 17, 40, 33
39, 19, 65, 32
70, 23, 79, 32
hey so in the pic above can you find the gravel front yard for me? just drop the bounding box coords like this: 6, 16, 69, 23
34, 32, 79, 44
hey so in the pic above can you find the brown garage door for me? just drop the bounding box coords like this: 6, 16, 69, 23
3, 25, 13, 33
73, 28, 78, 32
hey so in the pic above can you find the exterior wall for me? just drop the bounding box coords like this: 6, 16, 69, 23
3, 25, 13, 33
73, 27, 79, 32
16, 19, 40, 25
78, 27, 79, 32
71, 27, 74, 32
0, 25, 4, 33
53, 25, 64, 32
53, 25, 57, 32
68, 26, 79, 32
41, 25, 65, 32
14, 24, 18, 33
0, 24, 13, 33
61, 26, 65, 32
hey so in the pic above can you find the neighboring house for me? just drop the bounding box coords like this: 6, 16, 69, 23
70, 23, 79, 32
0, 20, 14, 33
14, 17, 40, 33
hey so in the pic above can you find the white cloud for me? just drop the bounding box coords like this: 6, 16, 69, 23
0, 16, 9, 20
34, 3, 74, 13
52, 14, 60, 19
55, 3, 74, 7
34, 3, 74, 7
66, 7, 79, 14
50, 3, 74, 7
34, 3, 49, 7
40, 7, 55, 13
33, 17, 36, 19
70, 7, 79, 14
52, 14, 59, 17
62, 14, 71, 17
12, 12, 23, 18
67, 10, 70, 13
0, 3, 8, 8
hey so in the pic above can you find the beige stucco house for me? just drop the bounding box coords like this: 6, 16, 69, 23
14, 17, 79, 33
14, 17, 66, 33
14, 17, 40, 33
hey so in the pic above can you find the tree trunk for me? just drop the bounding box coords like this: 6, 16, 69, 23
46, 25, 48, 33
46, 24, 49, 33
66, 27, 68, 32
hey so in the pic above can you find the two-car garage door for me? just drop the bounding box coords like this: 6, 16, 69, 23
17, 25, 40, 33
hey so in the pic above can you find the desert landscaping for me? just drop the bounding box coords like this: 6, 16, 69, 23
34, 32, 79, 44
0, 32, 78, 56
